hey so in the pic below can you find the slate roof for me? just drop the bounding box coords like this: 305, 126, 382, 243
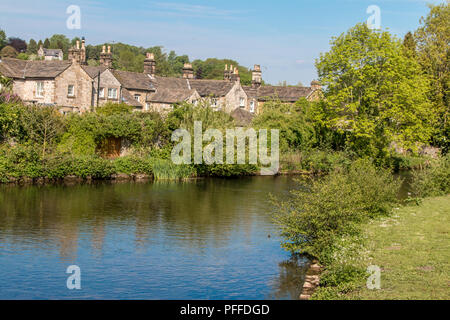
149, 88, 197, 103
82, 65, 108, 79
188, 79, 235, 97
152, 76, 190, 90
112, 69, 155, 91
0, 58, 71, 79
42, 48, 63, 57
243, 85, 313, 102
121, 88, 143, 107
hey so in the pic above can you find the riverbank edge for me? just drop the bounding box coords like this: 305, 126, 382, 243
0, 169, 320, 186
299, 260, 323, 300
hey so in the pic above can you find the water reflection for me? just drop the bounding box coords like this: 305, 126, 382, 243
0, 176, 305, 299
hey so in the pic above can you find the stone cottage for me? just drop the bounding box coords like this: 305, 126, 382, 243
37, 46, 63, 61
0, 39, 321, 116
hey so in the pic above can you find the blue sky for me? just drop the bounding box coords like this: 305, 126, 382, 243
0, 0, 445, 85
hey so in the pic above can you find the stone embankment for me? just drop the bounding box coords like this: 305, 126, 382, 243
299, 260, 322, 300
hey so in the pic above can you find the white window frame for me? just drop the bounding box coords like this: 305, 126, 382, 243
36, 82, 44, 98
250, 100, 255, 113
239, 97, 245, 108
134, 94, 141, 102
99, 87, 105, 98
108, 88, 117, 99
67, 85, 75, 97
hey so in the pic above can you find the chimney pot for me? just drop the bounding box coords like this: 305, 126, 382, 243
102, 45, 106, 53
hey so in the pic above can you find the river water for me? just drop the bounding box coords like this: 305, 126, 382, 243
0, 176, 311, 300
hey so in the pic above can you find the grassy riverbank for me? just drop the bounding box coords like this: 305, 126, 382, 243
349, 195, 450, 300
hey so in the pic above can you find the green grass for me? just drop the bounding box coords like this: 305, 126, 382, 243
350, 195, 450, 300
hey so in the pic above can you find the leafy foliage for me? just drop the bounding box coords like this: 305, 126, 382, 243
315, 23, 434, 159
272, 159, 401, 264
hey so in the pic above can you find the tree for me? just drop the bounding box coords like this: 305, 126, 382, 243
402, 31, 416, 58
43, 38, 50, 48
0, 45, 18, 58
414, 2, 450, 152
315, 23, 434, 159
20, 106, 64, 157
27, 39, 38, 54
7, 37, 27, 53
0, 30, 6, 50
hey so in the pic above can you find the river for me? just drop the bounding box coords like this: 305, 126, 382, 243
0, 176, 311, 300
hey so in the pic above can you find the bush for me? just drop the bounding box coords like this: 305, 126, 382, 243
273, 159, 401, 264
411, 154, 450, 197
114, 156, 153, 175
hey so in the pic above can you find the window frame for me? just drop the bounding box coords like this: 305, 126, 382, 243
99, 87, 105, 98
36, 82, 44, 98
108, 88, 118, 99
239, 97, 245, 108
67, 84, 75, 97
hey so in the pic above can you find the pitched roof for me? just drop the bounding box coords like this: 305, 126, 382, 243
149, 88, 197, 103
81, 65, 108, 79
188, 79, 235, 97
121, 88, 143, 107
0, 58, 71, 79
152, 76, 190, 90
243, 85, 313, 102
112, 69, 155, 91
42, 48, 63, 57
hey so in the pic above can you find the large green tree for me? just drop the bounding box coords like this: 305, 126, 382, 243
414, 1, 450, 152
315, 23, 434, 159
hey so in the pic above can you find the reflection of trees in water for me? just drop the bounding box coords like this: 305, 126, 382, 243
0, 177, 295, 259
268, 254, 310, 300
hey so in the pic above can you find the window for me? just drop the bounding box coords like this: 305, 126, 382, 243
108, 88, 118, 99
239, 97, 245, 108
36, 82, 44, 97
99, 87, 105, 98
193, 99, 198, 106
212, 98, 218, 107
250, 100, 255, 113
134, 94, 141, 102
67, 85, 75, 97
145, 103, 149, 111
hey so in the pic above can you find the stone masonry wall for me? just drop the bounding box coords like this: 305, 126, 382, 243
55, 64, 93, 112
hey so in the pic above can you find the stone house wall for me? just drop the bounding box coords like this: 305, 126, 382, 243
13, 79, 56, 105
92, 69, 121, 107
54, 64, 93, 112
223, 82, 248, 113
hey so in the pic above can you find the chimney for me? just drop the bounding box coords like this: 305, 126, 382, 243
100, 44, 113, 68
230, 67, 240, 82
252, 64, 262, 88
224, 64, 233, 80
80, 37, 86, 64
144, 52, 156, 76
310, 80, 321, 91
182, 63, 194, 79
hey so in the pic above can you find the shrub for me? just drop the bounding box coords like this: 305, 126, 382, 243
114, 156, 153, 175
272, 159, 401, 264
411, 154, 450, 197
